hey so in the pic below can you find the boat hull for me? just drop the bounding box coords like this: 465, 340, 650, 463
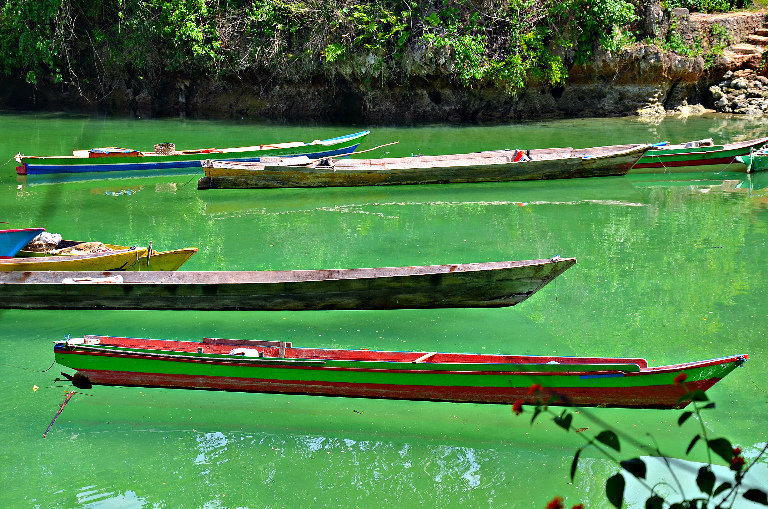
736, 151, 768, 173
632, 137, 768, 171
198, 144, 650, 189
0, 247, 148, 271
0, 228, 45, 257
0, 257, 575, 310
17, 131, 369, 175
53, 337, 746, 409
19, 245, 198, 271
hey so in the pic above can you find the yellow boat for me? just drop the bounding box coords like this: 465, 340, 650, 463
120, 246, 198, 271
16, 240, 198, 271
0, 247, 149, 271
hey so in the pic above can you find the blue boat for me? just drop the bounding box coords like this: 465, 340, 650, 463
0, 228, 45, 257
16, 131, 370, 176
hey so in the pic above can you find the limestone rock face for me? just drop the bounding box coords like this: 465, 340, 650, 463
710, 69, 768, 116
1, 10, 765, 121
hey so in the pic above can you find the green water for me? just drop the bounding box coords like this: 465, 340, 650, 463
1, 113, 767, 508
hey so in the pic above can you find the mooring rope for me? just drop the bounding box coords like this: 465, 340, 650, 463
0, 155, 17, 168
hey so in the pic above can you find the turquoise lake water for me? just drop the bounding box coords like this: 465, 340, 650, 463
0, 112, 767, 508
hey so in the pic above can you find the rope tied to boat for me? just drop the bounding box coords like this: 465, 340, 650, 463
146, 241, 153, 267
714, 157, 737, 175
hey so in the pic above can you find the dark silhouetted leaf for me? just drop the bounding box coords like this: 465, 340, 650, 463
678, 411, 693, 426
744, 489, 768, 505
530, 407, 543, 424
554, 411, 572, 431
606, 473, 626, 508
620, 458, 646, 479
571, 448, 581, 481
702, 402, 716, 410
713, 482, 732, 498
686, 434, 701, 455
691, 390, 709, 402
707, 438, 734, 463
596, 430, 621, 451
645, 495, 663, 509
696, 466, 715, 495
677, 393, 693, 404
669, 504, 684, 509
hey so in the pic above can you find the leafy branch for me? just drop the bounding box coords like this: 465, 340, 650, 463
516, 376, 768, 508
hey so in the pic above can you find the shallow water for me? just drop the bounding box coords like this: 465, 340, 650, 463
1, 112, 767, 508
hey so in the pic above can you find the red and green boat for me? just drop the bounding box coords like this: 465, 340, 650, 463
54, 335, 747, 409
15, 131, 370, 175
633, 137, 768, 172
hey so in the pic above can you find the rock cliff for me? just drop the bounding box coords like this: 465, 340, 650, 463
1, 8, 765, 122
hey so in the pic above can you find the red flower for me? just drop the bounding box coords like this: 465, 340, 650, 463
733, 447, 742, 456
546, 497, 564, 509
673, 373, 688, 385
512, 400, 524, 416
730, 455, 746, 471
528, 383, 543, 395
572, 505, 584, 509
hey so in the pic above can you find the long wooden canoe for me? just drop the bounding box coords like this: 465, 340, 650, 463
16, 131, 370, 175
0, 247, 148, 271
0, 257, 576, 310
632, 137, 768, 172
197, 144, 650, 189
54, 335, 747, 409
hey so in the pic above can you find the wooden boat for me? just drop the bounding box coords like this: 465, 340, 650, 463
0, 228, 45, 257
735, 147, 768, 173
18, 239, 197, 271
0, 257, 576, 310
197, 143, 651, 189
632, 137, 768, 171
54, 335, 747, 409
15, 131, 370, 175
0, 246, 148, 271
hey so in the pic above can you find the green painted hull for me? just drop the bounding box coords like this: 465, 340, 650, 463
633, 137, 768, 172
54, 336, 747, 408
736, 150, 768, 173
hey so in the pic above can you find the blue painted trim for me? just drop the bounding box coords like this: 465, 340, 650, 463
25, 139, 364, 175
224, 144, 360, 163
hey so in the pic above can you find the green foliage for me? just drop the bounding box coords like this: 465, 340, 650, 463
516, 383, 768, 509
552, 0, 637, 64
0, 0, 744, 103
661, 0, 736, 13
348, 4, 409, 51
704, 23, 730, 69
422, 29, 488, 85
0, 0, 63, 78
324, 42, 346, 63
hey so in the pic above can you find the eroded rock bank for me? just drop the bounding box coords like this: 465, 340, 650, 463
1, 9, 766, 122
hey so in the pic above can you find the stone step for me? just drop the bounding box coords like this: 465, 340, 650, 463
731, 43, 764, 55
756, 28, 768, 37
746, 34, 768, 46
722, 50, 763, 68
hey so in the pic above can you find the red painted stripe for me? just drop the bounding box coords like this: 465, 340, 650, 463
633, 156, 741, 169
76, 369, 721, 409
